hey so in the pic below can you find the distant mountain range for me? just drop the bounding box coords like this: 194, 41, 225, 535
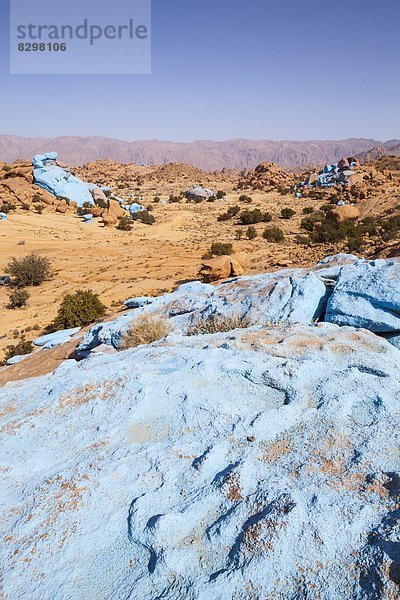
0, 134, 399, 171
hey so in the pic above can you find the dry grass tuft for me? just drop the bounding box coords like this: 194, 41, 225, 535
187, 314, 252, 336
120, 314, 173, 349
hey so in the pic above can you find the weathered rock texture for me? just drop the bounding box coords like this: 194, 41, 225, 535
2, 254, 400, 598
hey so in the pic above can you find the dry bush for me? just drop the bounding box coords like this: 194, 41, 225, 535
6, 253, 53, 287
120, 314, 172, 349
187, 314, 252, 336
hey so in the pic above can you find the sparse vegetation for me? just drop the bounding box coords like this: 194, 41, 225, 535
239, 209, 272, 225
262, 226, 284, 242
303, 206, 314, 214
246, 226, 257, 240
280, 208, 296, 219
239, 195, 253, 203
7, 288, 30, 309
94, 197, 108, 208
210, 242, 233, 256
119, 314, 172, 349
50, 289, 106, 330
295, 234, 310, 245
216, 191, 227, 199
300, 212, 324, 231
131, 210, 155, 225
117, 216, 134, 231
217, 206, 240, 221
0, 201, 16, 213
3, 337, 34, 364
187, 314, 252, 336
6, 253, 53, 287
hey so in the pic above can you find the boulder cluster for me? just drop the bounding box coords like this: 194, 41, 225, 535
238, 161, 295, 191
298, 159, 394, 202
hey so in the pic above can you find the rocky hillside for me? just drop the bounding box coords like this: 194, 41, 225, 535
2, 254, 400, 597
0, 135, 397, 170
356, 145, 400, 164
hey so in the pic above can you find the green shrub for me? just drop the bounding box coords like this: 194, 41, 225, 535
117, 216, 133, 231
32, 194, 42, 203
319, 204, 333, 213
7, 288, 29, 309
216, 191, 227, 199
34, 205, 44, 214
153, 196, 161, 203
295, 234, 310, 245
3, 337, 34, 363
262, 226, 284, 242
217, 205, 240, 221
21, 203, 30, 211
239, 195, 253, 203
169, 195, 181, 203
235, 229, 243, 240
94, 197, 108, 209
0, 201, 16, 213
281, 208, 296, 219
246, 226, 257, 240
277, 187, 291, 195
131, 210, 155, 225
308, 220, 364, 248
303, 206, 314, 214
6, 253, 52, 287
210, 242, 233, 256
77, 207, 93, 216
239, 209, 272, 225
51, 289, 106, 330
300, 213, 324, 231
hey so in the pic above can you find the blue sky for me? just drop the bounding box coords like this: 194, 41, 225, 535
1, 0, 399, 141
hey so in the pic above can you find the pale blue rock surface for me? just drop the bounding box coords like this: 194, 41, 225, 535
124, 296, 155, 308
34, 327, 81, 349
79, 269, 331, 352
32, 152, 95, 207
326, 260, 400, 332
1, 323, 400, 598
6, 354, 30, 365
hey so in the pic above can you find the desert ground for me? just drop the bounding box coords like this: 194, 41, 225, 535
0, 190, 326, 357
1, 155, 399, 362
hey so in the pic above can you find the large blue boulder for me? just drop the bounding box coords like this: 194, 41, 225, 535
32, 152, 95, 207
325, 259, 400, 332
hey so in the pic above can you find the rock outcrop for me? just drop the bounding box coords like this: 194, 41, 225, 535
2, 254, 400, 598
325, 259, 400, 332
2, 321, 400, 598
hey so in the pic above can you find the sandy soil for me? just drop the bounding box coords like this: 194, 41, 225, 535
0, 191, 331, 359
